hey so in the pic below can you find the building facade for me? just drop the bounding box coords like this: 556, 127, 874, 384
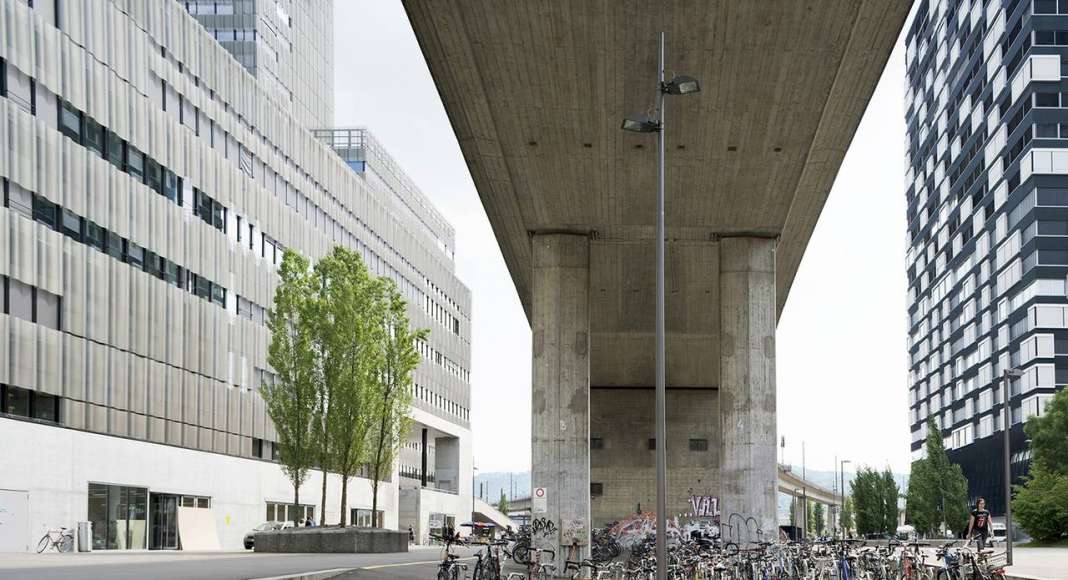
0, 0, 472, 551
904, 0, 1066, 517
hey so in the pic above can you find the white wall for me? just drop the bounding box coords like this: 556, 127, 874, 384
0, 419, 399, 551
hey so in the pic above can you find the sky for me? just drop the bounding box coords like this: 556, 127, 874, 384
333, 1, 915, 475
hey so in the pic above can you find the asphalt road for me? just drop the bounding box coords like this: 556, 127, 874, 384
0, 547, 481, 580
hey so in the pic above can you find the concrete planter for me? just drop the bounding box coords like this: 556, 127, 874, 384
254, 527, 408, 553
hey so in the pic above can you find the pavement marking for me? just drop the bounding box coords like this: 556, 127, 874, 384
247, 568, 352, 580
359, 557, 476, 570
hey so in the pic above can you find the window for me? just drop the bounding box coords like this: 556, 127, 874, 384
85, 118, 104, 156
32, 195, 57, 228
144, 251, 162, 279
590, 483, 604, 497
689, 438, 709, 452
163, 170, 180, 203
647, 438, 656, 450
266, 502, 315, 525
1036, 92, 1060, 107
125, 242, 144, 269
126, 146, 144, 182
61, 209, 82, 240
145, 158, 162, 193
87, 484, 148, 550
106, 131, 125, 169
86, 222, 106, 252
36, 288, 60, 330
108, 232, 124, 260
590, 437, 604, 449
253, 438, 266, 459
59, 101, 82, 142
1, 384, 60, 423
8, 278, 33, 322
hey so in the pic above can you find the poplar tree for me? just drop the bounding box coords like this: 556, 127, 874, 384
905, 417, 969, 536
367, 280, 425, 527
263, 250, 319, 524
313, 247, 387, 527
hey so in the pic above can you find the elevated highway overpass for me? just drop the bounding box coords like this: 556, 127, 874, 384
404, 0, 909, 560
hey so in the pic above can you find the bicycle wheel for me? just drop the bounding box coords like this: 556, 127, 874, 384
513, 544, 530, 566
450, 563, 461, 580
58, 534, 74, 553
35, 534, 51, 553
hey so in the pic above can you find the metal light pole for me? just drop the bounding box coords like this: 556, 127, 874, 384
1002, 367, 1023, 566
840, 459, 851, 539
802, 442, 808, 541
653, 32, 668, 580
620, 32, 699, 580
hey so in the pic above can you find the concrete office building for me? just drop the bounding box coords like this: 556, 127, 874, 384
904, 0, 1067, 517
0, 0, 471, 552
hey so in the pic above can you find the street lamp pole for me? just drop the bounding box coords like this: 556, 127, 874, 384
1002, 367, 1023, 566
653, 32, 668, 580
620, 32, 699, 580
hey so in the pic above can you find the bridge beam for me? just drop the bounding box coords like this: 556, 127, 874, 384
719, 237, 778, 537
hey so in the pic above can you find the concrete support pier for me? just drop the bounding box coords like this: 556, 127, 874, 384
718, 237, 778, 538
531, 233, 591, 568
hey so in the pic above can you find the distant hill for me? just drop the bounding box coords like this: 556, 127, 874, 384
474, 471, 531, 503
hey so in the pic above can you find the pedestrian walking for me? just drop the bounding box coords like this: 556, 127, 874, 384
408, 525, 414, 543
966, 497, 991, 550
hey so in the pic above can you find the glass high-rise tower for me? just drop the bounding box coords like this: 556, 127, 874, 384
905, 0, 1067, 517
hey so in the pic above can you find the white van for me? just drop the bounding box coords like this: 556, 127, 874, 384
989, 522, 1006, 546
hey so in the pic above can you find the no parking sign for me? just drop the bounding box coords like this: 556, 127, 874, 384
532, 487, 547, 513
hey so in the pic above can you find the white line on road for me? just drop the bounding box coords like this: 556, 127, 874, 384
359, 557, 476, 570
247, 568, 352, 580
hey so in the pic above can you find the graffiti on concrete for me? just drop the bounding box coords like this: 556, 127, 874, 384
529, 517, 558, 537
688, 495, 720, 520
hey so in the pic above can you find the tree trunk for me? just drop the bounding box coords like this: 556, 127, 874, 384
339, 475, 349, 527
294, 484, 301, 527
320, 466, 328, 526
371, 417, 387, 528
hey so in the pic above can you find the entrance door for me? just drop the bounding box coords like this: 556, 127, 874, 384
149, 494, 178, 550
0, 489, 29, 552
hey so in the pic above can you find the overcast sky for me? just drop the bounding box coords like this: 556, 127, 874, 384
333, 2, 914, 475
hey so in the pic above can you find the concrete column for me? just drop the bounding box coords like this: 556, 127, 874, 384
718, 237, 777, 539
531, 233, 590, 568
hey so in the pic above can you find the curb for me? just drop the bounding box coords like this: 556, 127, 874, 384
247, 568, 352, 580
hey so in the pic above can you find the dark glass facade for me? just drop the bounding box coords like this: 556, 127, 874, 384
904, 0, 1067, 517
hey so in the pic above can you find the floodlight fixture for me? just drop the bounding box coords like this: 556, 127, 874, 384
662, 75, 701, 95
621, 115, 660, 133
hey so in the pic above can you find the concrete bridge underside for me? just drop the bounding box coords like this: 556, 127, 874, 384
403, 0, 909, 561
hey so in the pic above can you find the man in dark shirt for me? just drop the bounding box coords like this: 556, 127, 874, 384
966, 497, 991, 549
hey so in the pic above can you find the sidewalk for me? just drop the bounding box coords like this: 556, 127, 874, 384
1005, 547, 1068, 580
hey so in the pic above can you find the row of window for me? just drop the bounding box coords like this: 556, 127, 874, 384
0, 384, 60, 423
59, 99, 232, 236
589, 437, 710, 452
413, 383, 468, 421
59, 100, 184, 206
20, 186, 229, 308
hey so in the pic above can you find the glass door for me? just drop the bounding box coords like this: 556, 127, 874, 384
149, 494, 179, 550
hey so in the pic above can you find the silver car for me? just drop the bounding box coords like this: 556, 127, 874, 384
244, 521, 292, 550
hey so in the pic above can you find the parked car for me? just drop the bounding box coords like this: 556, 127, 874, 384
989, 522, 1007, 546
244, 521, 292, 550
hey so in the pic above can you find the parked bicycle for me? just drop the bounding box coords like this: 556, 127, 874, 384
36, 527, 75, 553
431, 534, 468, 580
